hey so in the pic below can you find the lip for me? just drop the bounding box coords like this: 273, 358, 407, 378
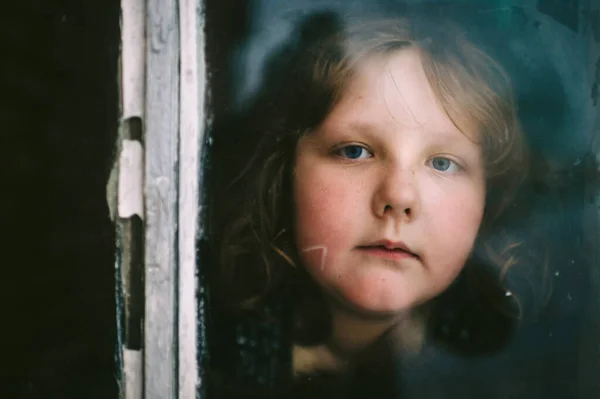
356, 240, 418, 261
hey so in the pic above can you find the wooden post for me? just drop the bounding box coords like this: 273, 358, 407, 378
178, 0, 206, 397
144, 0, 180, 397
115, 1, 146, 399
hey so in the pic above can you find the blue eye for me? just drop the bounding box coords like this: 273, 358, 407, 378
430, 157, 460, 173
337, 145, 372, 160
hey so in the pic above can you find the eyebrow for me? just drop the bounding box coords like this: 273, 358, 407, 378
323, 121, 385, 139
332, 121, 475, 145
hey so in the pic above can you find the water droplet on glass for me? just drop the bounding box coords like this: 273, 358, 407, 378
555, 271, 560, 277
505, 291, 512, 297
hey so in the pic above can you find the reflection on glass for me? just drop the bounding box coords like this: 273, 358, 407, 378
202, 2, 597, 398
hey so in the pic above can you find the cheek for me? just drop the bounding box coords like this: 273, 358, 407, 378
298, 245, 330, 276
454, 188, 485, 234
433, 178, 485, 228
294, 182, 340, 246
293, 168, 363, 249
426, 187, 485, 275
444, 200, 484, 235
294, 189, 341, 281
293, 165, 367, 281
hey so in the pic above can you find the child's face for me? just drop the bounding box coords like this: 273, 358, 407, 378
293, 48, 486, 316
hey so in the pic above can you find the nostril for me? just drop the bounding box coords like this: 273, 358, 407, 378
404, 207, 411, 216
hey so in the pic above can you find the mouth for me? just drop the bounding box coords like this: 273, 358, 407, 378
356, 240, 418, 261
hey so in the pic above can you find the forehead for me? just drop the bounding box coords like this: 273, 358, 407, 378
323, 48, 478, 142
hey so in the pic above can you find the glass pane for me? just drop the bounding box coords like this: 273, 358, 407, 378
201, 1, 600, 398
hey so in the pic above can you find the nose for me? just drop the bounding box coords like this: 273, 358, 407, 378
372, 165, 420, 221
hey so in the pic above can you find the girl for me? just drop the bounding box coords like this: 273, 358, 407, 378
206, 6, 550, 399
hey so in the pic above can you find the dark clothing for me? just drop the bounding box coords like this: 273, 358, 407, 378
205, 301, 579, 399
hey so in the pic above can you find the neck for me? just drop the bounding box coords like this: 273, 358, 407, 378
292, 300, 427, 376
325, 302, 405, 358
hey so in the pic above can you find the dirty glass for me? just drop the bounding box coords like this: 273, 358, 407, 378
201, 1, 600, 398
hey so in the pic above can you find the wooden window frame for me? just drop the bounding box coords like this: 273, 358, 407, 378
114, 0, 206, 397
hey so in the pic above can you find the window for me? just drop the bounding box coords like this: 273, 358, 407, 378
115, 1, 600, 398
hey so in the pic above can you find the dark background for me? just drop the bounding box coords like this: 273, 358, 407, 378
0, 1, 120, 398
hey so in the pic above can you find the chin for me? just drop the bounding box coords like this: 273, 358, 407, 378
331, 291, 418, 320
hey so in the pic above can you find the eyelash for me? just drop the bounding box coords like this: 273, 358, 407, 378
334, 144, 373, 160
334, 144, 464, 173
427, 156, 463, 173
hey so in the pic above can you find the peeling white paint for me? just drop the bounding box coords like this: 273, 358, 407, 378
123, 349, 143, 399
178, 0, 204, 396
118, 139, 144, 220
122, 0, 146, 119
